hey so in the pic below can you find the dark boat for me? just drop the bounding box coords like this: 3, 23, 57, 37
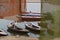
7, 24, 29, 33
0, 29, 8, 36
25, 23, 40, 33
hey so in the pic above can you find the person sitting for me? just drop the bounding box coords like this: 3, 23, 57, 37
10, 21, 22, 30
11, 21, 18, 29
7, 23, 14, 28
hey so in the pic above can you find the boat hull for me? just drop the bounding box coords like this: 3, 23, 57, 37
25, 25, 40, 33
0, 29, 8, 36
0, 34, 8, 36
8, 27, 29, 34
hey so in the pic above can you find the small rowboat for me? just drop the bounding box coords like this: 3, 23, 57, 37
7, 24, 29, 33
0, 29, 8, 36
25, 23, 40, 33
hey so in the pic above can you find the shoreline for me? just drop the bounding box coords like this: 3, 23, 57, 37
0, 36, 39, 40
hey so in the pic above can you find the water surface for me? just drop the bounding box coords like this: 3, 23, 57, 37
0, 19, 40, 37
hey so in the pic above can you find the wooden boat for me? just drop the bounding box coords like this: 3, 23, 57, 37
25, 23, 40, 33
16, 12, 41, 21
0, 29, 8, 36
7, 24, 29, 33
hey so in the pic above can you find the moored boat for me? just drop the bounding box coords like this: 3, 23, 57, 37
25, 23, 40, 33
0, 29, 8, 36
7, 24, 29, 33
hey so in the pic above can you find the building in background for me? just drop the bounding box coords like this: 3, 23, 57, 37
0, 0, 26, 17
0, 0, 20, 17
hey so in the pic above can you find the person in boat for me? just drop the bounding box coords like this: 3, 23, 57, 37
9, 21, 22, 30
7, 23, 13, 28
7, 21, 18, 28
11, 21, 18, 29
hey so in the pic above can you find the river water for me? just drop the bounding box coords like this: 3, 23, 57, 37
0, 19, 40, 37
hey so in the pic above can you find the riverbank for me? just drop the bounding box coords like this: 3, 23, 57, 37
0, 36, 39, 40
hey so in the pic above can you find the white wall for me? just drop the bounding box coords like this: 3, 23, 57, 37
26, 3, 41, 13
27, 0, 41, 2
26, 0, 41, 13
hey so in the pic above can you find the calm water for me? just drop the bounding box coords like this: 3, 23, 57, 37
0, 19, 40, 37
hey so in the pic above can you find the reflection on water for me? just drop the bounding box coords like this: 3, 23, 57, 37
28, 32, 40, 37
0, 19, 40, 37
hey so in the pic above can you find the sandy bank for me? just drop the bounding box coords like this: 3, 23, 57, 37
0, 36, 39, 40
